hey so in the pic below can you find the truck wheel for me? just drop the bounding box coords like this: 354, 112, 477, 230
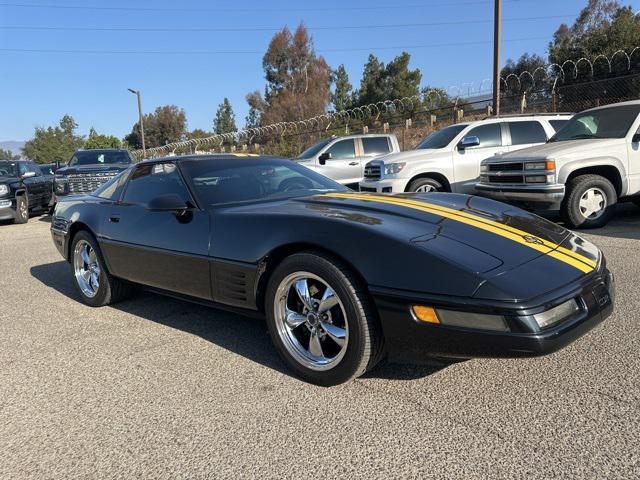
562, 174, 616, 229
13, 195, 29, 224
265, 252, 383, 386
407, 177, 444, 193
70, 230, 133, 307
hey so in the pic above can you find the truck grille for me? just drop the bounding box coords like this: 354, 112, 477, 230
488, 162, 523, 172
487, 175, 524, 184
364, 162, 382, 180
67, 171, 118, 194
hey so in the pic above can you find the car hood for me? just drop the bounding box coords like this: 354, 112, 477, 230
56, 164, 130, 175
297, 192, 600, 299
489, 139, 618, 162
372, 149, 448, 164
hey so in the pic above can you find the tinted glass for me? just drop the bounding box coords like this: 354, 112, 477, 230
122, 163, 190, 205
18, 163, 30, 175
550, 105, 640, 142
508, 121, 547, 145
69, 150, 132, 166
362, 137, 391, 155
417, 124, 467, 149
94, 169, 130, 200
181, 158, 347, 206
549, 120, 568, 132
325, 139, 355, 159
296, 139, 333, 160
0, 161, 18, 177
29, 163, 43, 176
466, 123, 502, 148
40, 164, 55, 175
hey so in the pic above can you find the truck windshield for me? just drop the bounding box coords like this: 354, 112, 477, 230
296, 139, 333, 160
549, 104, 640, 142
69, 150, 132, 166
416, 124, 467, 150
0, 161, 19, 177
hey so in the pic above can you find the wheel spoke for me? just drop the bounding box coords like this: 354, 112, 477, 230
81, 248, 91, 265
285, 308, 307, 328
308, 330, 324, 358
320, 321, 346, 347
82, 270, 91, 282
318, 287, 338, 313
294, 279, 313, 310
90, 273, 99, 290
88, 249, 97, 263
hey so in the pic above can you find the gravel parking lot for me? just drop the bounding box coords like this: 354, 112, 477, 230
1, 207, 639, 479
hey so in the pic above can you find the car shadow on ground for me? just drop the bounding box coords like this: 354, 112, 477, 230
30, 260, 446, 383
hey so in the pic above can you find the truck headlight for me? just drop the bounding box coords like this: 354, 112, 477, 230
525, 160, 556, 170
0, 184, 8, 196
480, 164, 489, 173
384, 162, 406, 175
54, 175, 68, 194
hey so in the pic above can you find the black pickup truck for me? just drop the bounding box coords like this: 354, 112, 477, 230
0, 160, 54, 224
54, 149, 133, 202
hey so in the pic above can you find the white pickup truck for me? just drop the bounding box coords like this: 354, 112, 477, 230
476, 100, 640, 228
294, 134, 400, 186
358, 114, 571, 194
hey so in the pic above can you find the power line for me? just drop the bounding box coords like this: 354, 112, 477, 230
0, 0, 538, 13
0, 36, 550, 55
0, 15, 576, 33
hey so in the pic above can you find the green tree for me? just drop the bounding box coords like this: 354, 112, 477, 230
0, 148, 20, 160
355, 54, 386, 106
22, 115, 85, 163
187, 128, 212, 140
213, 98, 237, 134
125, 105, 187, 149
244, 91, 264, 128
331, 64, 353, 111
84, 128, 122, 149
354, 52, 422, 106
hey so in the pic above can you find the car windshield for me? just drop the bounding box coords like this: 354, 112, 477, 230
296, 139, 333, 160
549, 105, 640, 142
416, 124, 467, 149
69, 150, 132, 166
0, 161, 19, 177
181, 157, 348, 206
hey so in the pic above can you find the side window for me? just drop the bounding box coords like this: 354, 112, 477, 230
18, 163, 30, 175
29, 163, 43, 176
325, 139, 356, 159
122, 163, 190, 205
508, 121, 547, 145
362, 137, 391, 155
549, 120, 568, 132
465, 124, 502, 148
95, 170, 130, 201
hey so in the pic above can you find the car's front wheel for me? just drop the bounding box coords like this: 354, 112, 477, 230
13, 195, 29, 224
265, 252, 383, 386
70, 230, 132, 307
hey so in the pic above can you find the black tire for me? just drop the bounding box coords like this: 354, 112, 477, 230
69, 230, 133, 307
13, 195, 29, 224
561, 174, 616, 229
407, 177, 444, 193
265, 251, 383, 386
633, 200, 640, 209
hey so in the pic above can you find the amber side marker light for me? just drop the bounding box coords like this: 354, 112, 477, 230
546, 160, 556, 170
411, 305, 440, 324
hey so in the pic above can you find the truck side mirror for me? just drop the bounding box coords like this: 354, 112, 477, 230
318, 152, 332, 165
458, 136, 480, 150
632, 133, 640, 143
22, 171, 37, 179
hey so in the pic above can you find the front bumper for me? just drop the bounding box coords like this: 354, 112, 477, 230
359, 177, 408, 193
475, 183, 565, 208
0, 199, 16, 221
372, 265, 614, 363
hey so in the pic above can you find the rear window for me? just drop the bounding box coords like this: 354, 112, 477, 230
508, 121, 547, 145
69, 150, 132, 167
362, 137, 391, 155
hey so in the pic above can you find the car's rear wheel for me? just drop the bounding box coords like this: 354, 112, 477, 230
407, 177, 444, 193
13, 195, 29, 224
265, 252, 383, 386
562, 174, 616, 229
70, 230, 132, 307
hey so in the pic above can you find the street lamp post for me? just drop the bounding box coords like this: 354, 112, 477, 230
127, 88, 146, 157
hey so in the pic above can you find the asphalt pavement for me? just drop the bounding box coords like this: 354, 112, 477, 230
0, 206, 639, 479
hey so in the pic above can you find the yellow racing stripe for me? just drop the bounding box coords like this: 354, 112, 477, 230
323, 192, 595, 274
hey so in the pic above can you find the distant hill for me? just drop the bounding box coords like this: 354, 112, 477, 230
0, 141, 25, 159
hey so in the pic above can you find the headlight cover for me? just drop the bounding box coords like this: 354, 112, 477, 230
0, 184, 8, 196
384, 162, 406, 175
54, 175, 68, 194
531, 299, 580, 329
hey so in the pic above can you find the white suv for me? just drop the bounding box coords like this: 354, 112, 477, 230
358, 114, 571, 194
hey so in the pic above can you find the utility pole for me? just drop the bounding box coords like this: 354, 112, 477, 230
128, 88, 146, 157
492, 0, 502, 116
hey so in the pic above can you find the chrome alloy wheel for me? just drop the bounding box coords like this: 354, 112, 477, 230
19, 199, 28, 219
579, 187, 607, 220
73, 240, 101, 298
415, 184, 436, 193
274, 272, 349, 371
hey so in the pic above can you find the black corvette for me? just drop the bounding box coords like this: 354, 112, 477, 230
51, 154, 614, 385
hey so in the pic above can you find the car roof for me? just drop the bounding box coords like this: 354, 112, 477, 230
582, 99, 640, 113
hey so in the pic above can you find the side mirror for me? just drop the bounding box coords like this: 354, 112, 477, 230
632, 133, 640, 143
147, 194, 188, 213
458, 136, 480, 150
318, 152, 332, 165
22, 171, 36, 179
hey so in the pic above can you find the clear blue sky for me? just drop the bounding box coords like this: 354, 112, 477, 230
1, 0, 638, 141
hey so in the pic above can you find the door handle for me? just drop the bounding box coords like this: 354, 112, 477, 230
349, 162, 358, 166
109, 215, 120, 223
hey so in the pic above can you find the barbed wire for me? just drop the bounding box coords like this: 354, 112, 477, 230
133, 48, 640, 159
